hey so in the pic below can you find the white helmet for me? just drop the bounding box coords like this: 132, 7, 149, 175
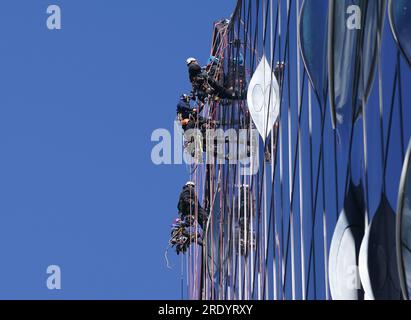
186, 57, 197, 66
185, 181, 195, 187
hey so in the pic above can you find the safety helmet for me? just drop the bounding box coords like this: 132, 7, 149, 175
186, 57, 197, 66
185, 181, 195, 187
180, 94, 190, 101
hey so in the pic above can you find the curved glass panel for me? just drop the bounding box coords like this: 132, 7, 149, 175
329, 0, 385, 147
299, 0, 328, 106
398, 142, 411, 299
389, 0, 411, 67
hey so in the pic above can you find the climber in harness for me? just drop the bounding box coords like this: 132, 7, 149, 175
176, 94, 207, 161
186, 57, 244, 102
168, 181, 207, 255
177, 181, 208, 230
177, 94, 227, 161
176, 94, 207, 133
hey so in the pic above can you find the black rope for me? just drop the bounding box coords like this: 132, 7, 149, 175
383, 63, 398, 182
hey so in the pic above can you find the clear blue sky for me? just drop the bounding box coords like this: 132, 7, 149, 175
0, 0, 235, 299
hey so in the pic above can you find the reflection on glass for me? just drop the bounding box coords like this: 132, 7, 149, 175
390, 0, 411, 67
401, 164, 411, 297
331, 0, 383, 148
299, 0, 328, 105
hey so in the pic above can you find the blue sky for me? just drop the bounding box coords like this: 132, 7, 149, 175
0, 0, 235, 299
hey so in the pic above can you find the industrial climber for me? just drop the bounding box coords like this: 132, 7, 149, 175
177, 181, 208, 230
176, 94, 207, 160
169, 181, 208, 255
176, 94, 207, 133
176, 94, 228, 161
186, 57, 244, 102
